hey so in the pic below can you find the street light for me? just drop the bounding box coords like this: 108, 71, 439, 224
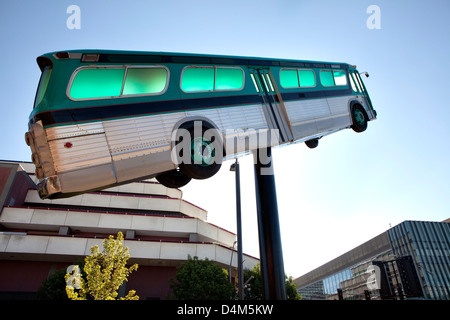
230, 158, 244, 300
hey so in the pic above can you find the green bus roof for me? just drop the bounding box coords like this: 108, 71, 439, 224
39, 49, 352, 70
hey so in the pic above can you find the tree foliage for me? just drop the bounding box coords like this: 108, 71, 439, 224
243, 264, 302, 300
170, 255, 235, 300
65, 232, 139, 300
37, 268, 69, 300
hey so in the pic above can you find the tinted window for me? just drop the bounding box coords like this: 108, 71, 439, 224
181, 66, 244, 92
123, 67, 168, 95
215, 67, 244, 90
70, 68, 125, 99
280, 69, 315, 88
349, 72, 360, 92
181, 67, 214, 92
320, 69, 347, 87
298, 70, 315, 87
280, 69, 299, 88
69, 66, 169, 100
34, 64, 52, 107
333, 70, 347, 86
320, 70, 335, 86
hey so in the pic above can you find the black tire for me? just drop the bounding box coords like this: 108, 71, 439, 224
178, 126, 222, 180
156, 169, 191, 189
351, 105, 368, 133
305, 138, 319, 149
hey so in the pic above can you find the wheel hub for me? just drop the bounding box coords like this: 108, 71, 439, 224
191, 137, 215, 166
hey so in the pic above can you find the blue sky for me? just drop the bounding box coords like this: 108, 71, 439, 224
1, 0, 449, 278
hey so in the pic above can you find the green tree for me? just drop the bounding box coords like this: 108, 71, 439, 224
37, 268, 69, 300
170, 255, 235, 300
65, 232, 139, 300
243, 264, 302, 300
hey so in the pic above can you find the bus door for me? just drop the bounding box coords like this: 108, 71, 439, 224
350, 71, 376, 119
249, 68, 293, 144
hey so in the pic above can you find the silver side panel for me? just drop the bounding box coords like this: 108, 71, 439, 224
40, 95, 357, 196
186, 104, 271, 155
186, 104, 267, 132
48, 133, 112, 172
102, 112, 184, 183
285, 95, 353, 141
46, 124, 117, 193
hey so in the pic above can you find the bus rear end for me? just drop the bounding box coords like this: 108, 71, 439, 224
25, 52, 120, 199
25, 55, 60, 198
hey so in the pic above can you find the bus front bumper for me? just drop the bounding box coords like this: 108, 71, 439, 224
37, 175, 62, 199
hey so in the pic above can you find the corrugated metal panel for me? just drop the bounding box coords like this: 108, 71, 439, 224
49, 132, 112, 172
103, 113, 182, 156
327, 96, 352, 115
46, 123, 105, 140
285, 98, 330, 123
187, 104, 267, 131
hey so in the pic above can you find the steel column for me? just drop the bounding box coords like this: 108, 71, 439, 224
234, 159, 244, 300
253, 147, 286, 300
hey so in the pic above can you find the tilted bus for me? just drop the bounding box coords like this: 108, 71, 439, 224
25, 50, 377, 199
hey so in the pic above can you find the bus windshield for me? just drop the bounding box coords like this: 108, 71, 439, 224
34, 64, 52, 108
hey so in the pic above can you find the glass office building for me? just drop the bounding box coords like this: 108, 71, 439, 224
296, 219, 450, 300
388, 220, 450, 300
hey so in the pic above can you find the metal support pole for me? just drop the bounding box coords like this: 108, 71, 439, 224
234, 159, 244, 300
253, 147, 286, 300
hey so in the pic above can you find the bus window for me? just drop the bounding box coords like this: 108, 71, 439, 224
350, 72, 363, 93
320, 70, 335, 86
333, 70, 347, 86
34, 64, 52, 108
181, 66, 244, 92
320, 69, 347, 87
262, 73, 275, 92
250, 73, 260, 92
215, 67, 244, 90
69, 68, 125, 99
298, 69, 315, 87
280, 69, 316, 88
123, 67, 168, 96
181, 67, 214, 92
349, 72, 360, 93
280, 69, 299, 88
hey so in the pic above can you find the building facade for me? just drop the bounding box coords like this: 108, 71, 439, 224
0, 160, 258, 299
295, 219, 450, 300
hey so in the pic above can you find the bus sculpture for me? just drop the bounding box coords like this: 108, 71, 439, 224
25, 50, 376, 199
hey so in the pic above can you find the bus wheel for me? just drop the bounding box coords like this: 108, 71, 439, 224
305, 138, 319, 149
179, 126, 222, 180
156, 169, 191, 189
351, 105, 368, 133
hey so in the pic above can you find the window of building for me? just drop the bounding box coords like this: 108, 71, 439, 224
181, 66, 244, 92
280, 69, 316, 88
320, 69, 348, 87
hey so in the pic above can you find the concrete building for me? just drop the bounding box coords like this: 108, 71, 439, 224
0, 160, 258, 299
295, 219, 450, 300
